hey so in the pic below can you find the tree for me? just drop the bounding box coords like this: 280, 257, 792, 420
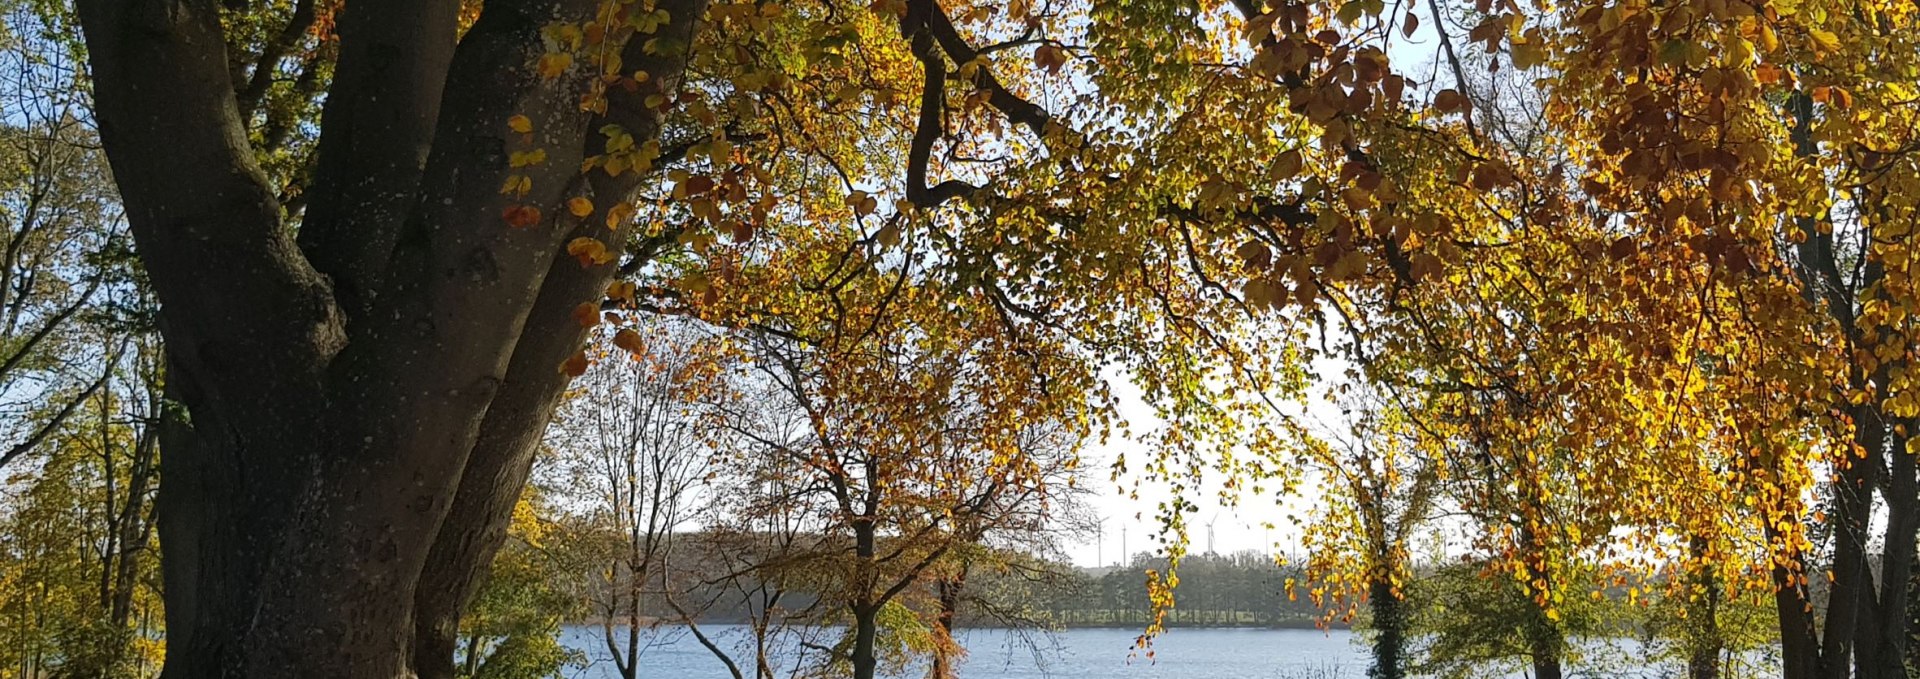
75, 0, 718, 673
70, 0, 1920, 678
542, 317, 718, 679
1297, 394, 1437, 679
0, 324, 165, 678
1405, 559, 1612, 679
71, 0, 1130, 672
451, 493, 585, 679
604, 186, 1100, 679
0, 0, 128, 471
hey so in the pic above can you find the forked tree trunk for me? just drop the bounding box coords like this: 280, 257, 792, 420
1868, 426, 1919, 679
75, 0, 707, 676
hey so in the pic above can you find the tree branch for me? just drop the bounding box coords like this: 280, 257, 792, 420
0, 339, 124, 469
296, 0, 462, 315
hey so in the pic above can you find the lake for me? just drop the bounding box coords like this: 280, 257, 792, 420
557, 625, 1780, 678
559, 625, 1365, 678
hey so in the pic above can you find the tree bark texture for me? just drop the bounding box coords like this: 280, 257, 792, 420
74, 0, 708, 676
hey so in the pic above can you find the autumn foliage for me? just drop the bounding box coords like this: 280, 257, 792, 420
13, 0, 1920, 674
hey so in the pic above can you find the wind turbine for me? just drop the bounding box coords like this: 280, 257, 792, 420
1205, 514, 1218, 555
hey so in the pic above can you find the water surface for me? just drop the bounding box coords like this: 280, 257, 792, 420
560, 625, 1369, 678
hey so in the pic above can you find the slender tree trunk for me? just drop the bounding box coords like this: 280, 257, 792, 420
1825, 406, 1881, 679
1367, 576, 1405, 679
1907, 550, 1920, 673
1870, 425, 1919, 679
1771, 526, 1822, 679
755, 616, 774, 679
1686, 536, 1722, 679
1528, 638, 1564, 679
930, 568, 968, 679
109, 430, 157, 628
852, 606, 880, 679
852, 519, 880, 679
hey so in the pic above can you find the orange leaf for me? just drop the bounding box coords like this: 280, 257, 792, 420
568, 196, 595, 217
571, 302, 600, 328
613, 328, 645, 354
560, 350, 589, 377
502, 204, 542, 228
538, 52, 573, 79
566, 236, 615, 267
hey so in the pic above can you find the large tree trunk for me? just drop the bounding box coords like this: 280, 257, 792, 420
75, 0, 707, 676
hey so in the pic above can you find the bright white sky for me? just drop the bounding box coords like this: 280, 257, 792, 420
1060, 367, 1340, 569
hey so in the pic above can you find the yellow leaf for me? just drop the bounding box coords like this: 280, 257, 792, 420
849, 190, 877, 216
1808, 28, 1839, 53
566, 237, 616, 266
538, 52, 573, 79
507, 114, 533, 133
606, 202, 635, 228
568, 196, 594, 217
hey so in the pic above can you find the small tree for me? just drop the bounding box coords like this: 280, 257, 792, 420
543, 316, 720, 679
453, 492, 584, 679
1405, 558, 1609, 679
1297, 392, 1437, 679
691, 263, 1099, 679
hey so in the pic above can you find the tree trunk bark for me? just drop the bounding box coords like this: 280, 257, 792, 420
930, 568, 968, 679
1908, 549, 1920, 673
1685, 536, 1722, 679
1530, 658, 1564, 679
1824, 405, 1881, 679
75, 0, 708, 675
853, 518, 880, 679
852, 604, 880, 679
1869, 424, 1918, 679
1771, 527, 1822, 679
1367, 577, 1404, 679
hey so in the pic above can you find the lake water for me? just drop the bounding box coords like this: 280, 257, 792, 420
559, 625, 1369, 678
557, 625, 1779, 678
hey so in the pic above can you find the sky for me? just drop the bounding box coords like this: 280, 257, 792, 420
1058, 366, 1341, 569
